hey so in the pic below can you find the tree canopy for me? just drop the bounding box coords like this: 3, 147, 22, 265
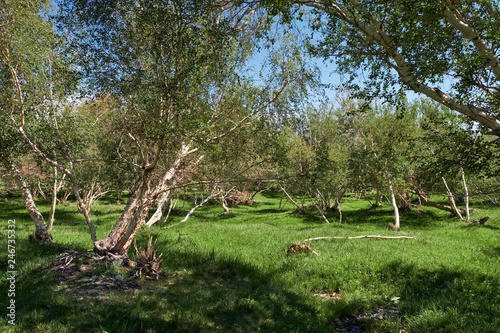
2, 0, 500, 255
284, 0, 500, 135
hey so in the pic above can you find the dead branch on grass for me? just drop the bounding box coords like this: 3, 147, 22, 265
303, 235, 416, 242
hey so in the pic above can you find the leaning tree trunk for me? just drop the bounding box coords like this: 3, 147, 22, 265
95, 171, 156, 258
410, 185, 463, 215
442, 176, 464, 220
94, 143, 188, 258
145, 190, 172, 227
278, 183, 305, 214
2, 156, 52, 242
308, 190, 331, 224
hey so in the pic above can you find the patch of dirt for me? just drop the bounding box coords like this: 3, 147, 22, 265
286, 243, 319, 256
312, 291, 342, 301
335, 306, 406, 333
51, 250, 141, 300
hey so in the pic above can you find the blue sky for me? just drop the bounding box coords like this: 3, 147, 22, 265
243, 17, 457, 108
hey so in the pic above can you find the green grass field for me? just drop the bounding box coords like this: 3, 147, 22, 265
1, 192, 499, 332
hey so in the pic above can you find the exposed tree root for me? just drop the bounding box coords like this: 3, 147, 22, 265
466, 216, 489, 226
132, 236, 164, 279
287, 243, 320, 256
29, 232, 54, 244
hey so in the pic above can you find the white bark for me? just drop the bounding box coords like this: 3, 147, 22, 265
165, 192, 217, 229
442, 176, 463, 220
443, 6, 500, 81
95, 142, 190, 256
48, 167, 58, 232
303, 235, 416, 242
388, 178, 400, 230
3, 157, 52, 241
16, 125, 99, 242
146, 190, 171, 227
308, 191, 331, 224
460, 166, 470, 222
278, 183, 305, 213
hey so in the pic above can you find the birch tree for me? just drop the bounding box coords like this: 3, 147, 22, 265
0, 0, 75, 241
54, 0, 314, 259
276, 0, 500, 136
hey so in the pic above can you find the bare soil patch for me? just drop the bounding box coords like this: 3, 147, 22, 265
51, 250, 141, 300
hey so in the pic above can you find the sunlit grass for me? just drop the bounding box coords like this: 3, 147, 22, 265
1, 191, 499, 332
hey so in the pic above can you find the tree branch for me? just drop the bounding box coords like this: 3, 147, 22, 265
443, 5, 500, 82
303, 235, 416, 242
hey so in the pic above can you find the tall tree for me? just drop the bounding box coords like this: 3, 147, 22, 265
0, 0, 74, 241
55, 0, 313, 259
275, 0, 500, 136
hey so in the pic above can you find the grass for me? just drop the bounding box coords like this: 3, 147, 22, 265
1, 191, 499, 332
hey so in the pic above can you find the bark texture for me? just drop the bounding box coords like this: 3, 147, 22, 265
95, 143, 188, 257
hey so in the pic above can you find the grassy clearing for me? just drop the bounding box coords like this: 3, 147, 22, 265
1, 192, 499, 332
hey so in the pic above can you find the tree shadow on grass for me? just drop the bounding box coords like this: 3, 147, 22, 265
339, 206, 451, 229
3, 241, 335, 332
483, 225, 500, 231
379, 261, 500, 333
251, 208, 287, 216
259, 191, 283, 200
481, 246, 500, 258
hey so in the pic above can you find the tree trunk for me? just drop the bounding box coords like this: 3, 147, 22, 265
398, 191, 412, 213
219, 190, 232, 213
278, 183, 305, 213
16, 124, 99, 242
146, 190, 171, 227
411, 185, 463, 215
117, 189, 122, 205
460, 166, 470, 222
68, 172, 98, 242
308, 191, 330, 223
48, 166, 65, 232
374, 188, 382, 207
442, 176, 463, 220
3, 156, 52, 242
94, 143, 188, 258
388, 178, 400, 230
331, 188, 346, 223
95, 168, 158, 257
